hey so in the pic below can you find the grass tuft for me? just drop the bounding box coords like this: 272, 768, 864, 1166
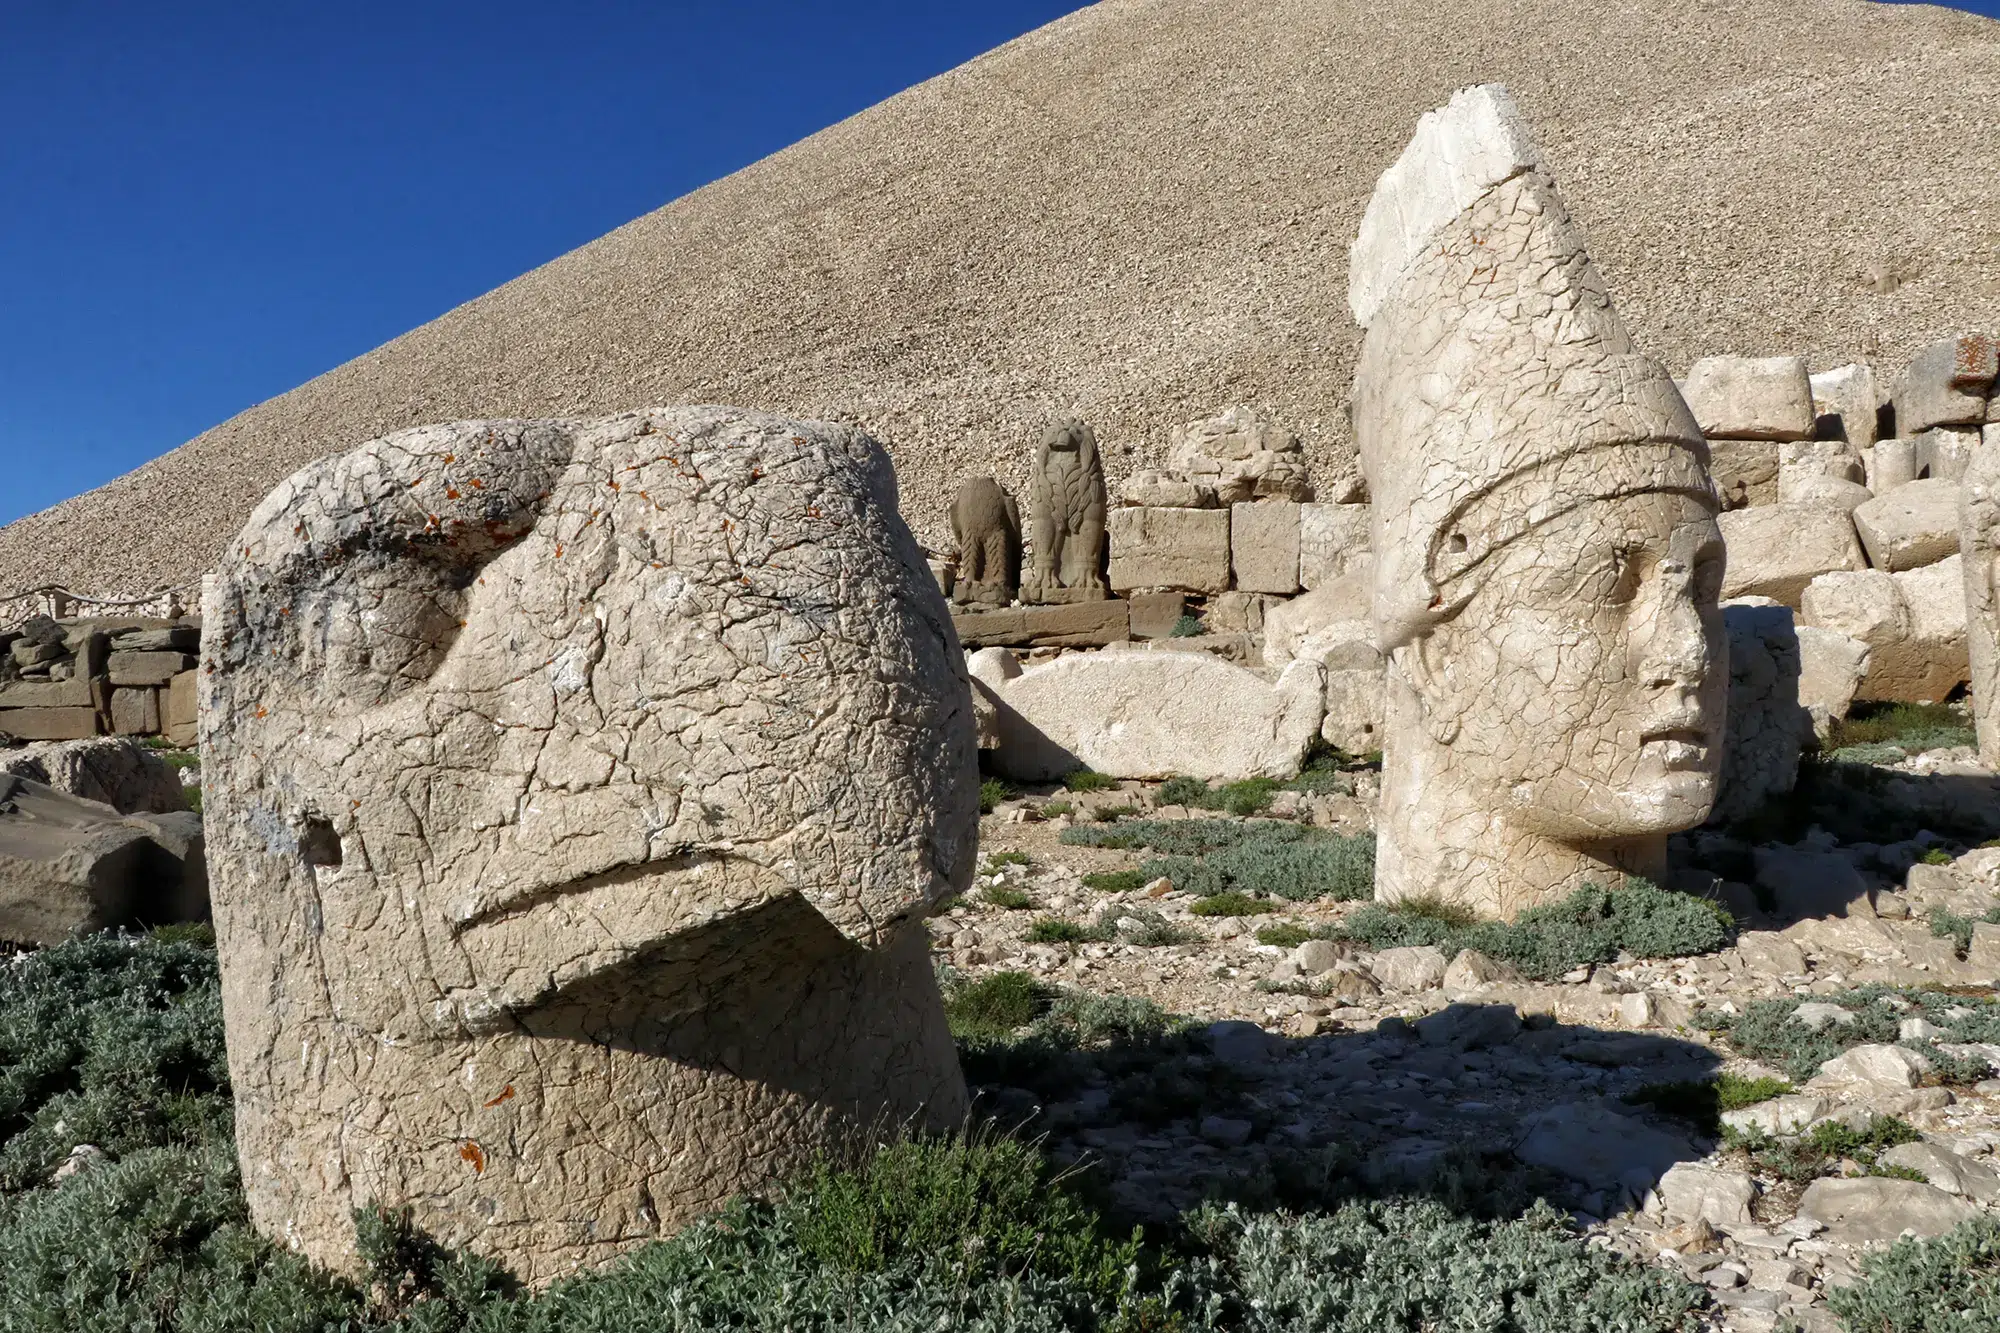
977, 777, 1014, 814
1062, 770, 1118, 792
1190, 892, 1277, 918
1082, 870, 1147, 894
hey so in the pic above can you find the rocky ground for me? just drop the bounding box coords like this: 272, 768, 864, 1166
936, 760, 2000, 1333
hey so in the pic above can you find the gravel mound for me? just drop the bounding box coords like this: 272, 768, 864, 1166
6, 0, 2000, 594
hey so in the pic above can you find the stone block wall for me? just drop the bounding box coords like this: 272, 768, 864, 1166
0, 616, 199, 746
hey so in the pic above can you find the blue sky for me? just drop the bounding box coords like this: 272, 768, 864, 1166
0, 1, 1993, 529
0, 1, 1093, 527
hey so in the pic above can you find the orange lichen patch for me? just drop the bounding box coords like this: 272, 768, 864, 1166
460, 1140, 486, 1173
443, 454, 457, 464
468, 478, 484, 489
446, 488, 461, 500
483, 1084, 517, 1108
255, 707, 268, 719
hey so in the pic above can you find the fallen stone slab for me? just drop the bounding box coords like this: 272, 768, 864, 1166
1808, 1042, 1930, 1094
1915, 426, 1979, 483
0, 736, 187, 814
1852, 478, 1961, 572
1810, 363, 1879, 449
1893, 333, 1996, 434
1796, 1176, 1977, 1248
1657, 1162, 1757, 1227
1878, 1141, 2000, 1203
951, 600, 1129, 649
0, 775, 205, 946
1682, 356, 1816, 440
982, 648, 1324, 781
1720, 506, 1866, 605
1801, 560, 1968, 704
1795, 624, 1870, 732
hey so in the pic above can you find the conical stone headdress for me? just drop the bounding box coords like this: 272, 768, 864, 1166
1346, 84, 1716, 651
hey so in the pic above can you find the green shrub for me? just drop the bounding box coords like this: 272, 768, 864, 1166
1025, 918, 1098, 945
1040, 800, 1074, 819
1155, 775, 1212, 808
1169, 613, 1206, 637
1094, 804, 1138, 823
1148, 776, 1281, 815
1922, 847, 1956, 866
1255, 923, 1316, 949
1093, 907, 1200, 948
984, 885, 1033, 910
1065, 819, 1376, 902
1190, 892, 1276, 918
1063, 770, 1119, 792
983, 850, 1032, 870
1622, 1073, 1791, 1136
1826, 1214, 2000, 1332
1337, 880, 1733, 981
1725, 1115, 1922, 1183
940, 971, 1047, 1039
1932, 905, 2000, 958
1199, 1197, 1703, 1333
1708, 987, 2000, 1082
977, 777, 1014, 814
1829, 701, 1977, 755
1082, 869, 1147, 893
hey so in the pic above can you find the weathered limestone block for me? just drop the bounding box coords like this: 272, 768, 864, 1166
1263, 562, 1373, 670
950, 600, 1128, 648
201, 407, 974, 1284
1795, 625, 1870, 732
1963, 431, 2000, 764
107, 650, 194, 687
0, 736, 187, 814
982, 650, 1325, 782
0, 707, 100, 741
1350, 86, 1725, 920
1107, 506, 1230, 593
1204, 591, 1285, 634
164, 670, 198, 746
1167, 407, 1312, 504
1298, 502, 1370, 589
1915, 427, 1979, 483
1801, 559, 1969, 703
1777, 471, 1871, 514
1115, 469, 1215, 509
1681, 356, 1816, 441
110, 688, 159, 736
112, 624, 199, 653
1797, 1177, 1977, 1249
0, 776, 204, 946
1853, 478, 1961, 571
1707, 439, 1780, 509
1024, 419, 1109, 603
1893, 334, 1997, 434
1712, 603, 1808, 825
1718, 505, 1867, 605
1230, 501, 1301, 594
1871, 437, 1921, 495
948, 476, 1021, 609
1319, 639, 1387, 755
1810, 363, 1879, 449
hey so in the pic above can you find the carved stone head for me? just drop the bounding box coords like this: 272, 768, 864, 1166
1349, 87, 1725, 918
201, 407, 973, 1282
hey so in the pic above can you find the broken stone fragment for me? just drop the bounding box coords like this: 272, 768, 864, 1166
1852, 478, 1962, 572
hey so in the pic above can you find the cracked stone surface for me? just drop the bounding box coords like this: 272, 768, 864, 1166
200, 406, 974, 1284
1348, 86, 1726, 919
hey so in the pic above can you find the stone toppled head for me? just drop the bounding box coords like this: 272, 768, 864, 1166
1348, 86, 1727, 919
201, 406, 975, 1282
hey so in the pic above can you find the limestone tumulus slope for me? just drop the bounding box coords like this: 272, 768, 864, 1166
6, 0, 2000, 595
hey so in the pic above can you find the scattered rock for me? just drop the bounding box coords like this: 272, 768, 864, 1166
1796, 1176, 1978, 1248
1369, 945, 1448, 992
1876, 1141, 2000, 1202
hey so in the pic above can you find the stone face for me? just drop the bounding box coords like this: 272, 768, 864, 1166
1796, 1177, 1977, 1249
983, 650, 1325, 782
1712, 604, 1808, 825
1810, 363, 1880, 450
1707, 438, 1781, 508
1893, 334, 1997, 434
1682, 357, 1816, 441
1852, 478, 1961, 572
1961, 431, 2000, 765
200, 408, 974, 1284
1230, 501, 1302, 594
0, 737, 187, 814
1024, 420, 1109, 603
1351, 86, 1724, 919
1657, 1163, 1757, 1227
1802, 564, 1969, 703
1298, 502, 1371, 590
950, 600, 1129, 649
1106, 506, 1231, 594
948, 476, 1021, 608
1718, 506, 1867, 606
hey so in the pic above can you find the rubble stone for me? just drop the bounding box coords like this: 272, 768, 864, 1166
0, 736, 186, 814
1852, 478, 1961, 572
1708, 439, 1781, 509
1718, 506, 1866, 606
1800, 561, 1968, 704
1797, 1177, 1977, 1248
1794, 625, 1870, 732
1658, 1163, 1757, 1227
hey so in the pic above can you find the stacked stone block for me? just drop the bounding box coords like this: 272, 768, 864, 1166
0, 616, 199, 744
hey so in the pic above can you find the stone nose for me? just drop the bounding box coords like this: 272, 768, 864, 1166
1634, 579, 1712, 693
